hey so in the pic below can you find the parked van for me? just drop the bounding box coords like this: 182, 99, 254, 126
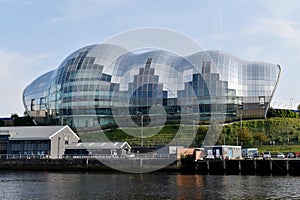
242, 148, 258, 159
263, 151, 272, 159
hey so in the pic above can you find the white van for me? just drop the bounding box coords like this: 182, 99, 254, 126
263, 151, 271, 159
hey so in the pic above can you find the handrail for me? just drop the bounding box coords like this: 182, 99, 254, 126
0, 153, 177, 160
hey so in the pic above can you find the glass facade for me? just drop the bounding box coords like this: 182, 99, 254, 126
23, 44, 281, 131
9, 140, 50, 155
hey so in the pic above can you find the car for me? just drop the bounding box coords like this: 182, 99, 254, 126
125, 154, 135, 158
287, 152, 295, 158
276, 152, 285, 159
243, 155, 254, 160
205, 155, 215, 160
263, 151, 272, 159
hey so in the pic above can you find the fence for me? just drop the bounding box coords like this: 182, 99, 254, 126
0, 153, 177, 160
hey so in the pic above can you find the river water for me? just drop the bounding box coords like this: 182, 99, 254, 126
0, 171, 299, 200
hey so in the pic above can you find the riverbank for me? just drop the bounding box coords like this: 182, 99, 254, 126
0, 158, 180, 173
1, 158, 300, 175
182, 159, 300, 176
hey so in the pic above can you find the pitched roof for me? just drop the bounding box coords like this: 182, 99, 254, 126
66, 142, 131, 150
0, 126, 74, 140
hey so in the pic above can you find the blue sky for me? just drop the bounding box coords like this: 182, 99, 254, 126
0, 0, 300, 117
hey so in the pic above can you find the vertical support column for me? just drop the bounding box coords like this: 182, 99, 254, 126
140, 158, 143, 173
207, 160, 210, 172
86, 158, 89, 170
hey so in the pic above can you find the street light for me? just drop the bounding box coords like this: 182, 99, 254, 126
286, 121, 289, 145
193, 120, 196, 137
141, 115, 144, 147
237, 114, 242, 146
137, 111, 144, 147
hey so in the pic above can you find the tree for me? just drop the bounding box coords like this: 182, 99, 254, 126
267, 108, 298, 118
193, 126, 208, 146
11, 113, 19, 120
253, 132, 268, 146
236, 128, 253, 146
11, 113, 34, 126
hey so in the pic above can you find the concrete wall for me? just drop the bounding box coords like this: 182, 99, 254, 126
193, 159, 300, 176
50, 126, 79, 159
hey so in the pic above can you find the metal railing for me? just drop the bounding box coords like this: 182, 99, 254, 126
0, 154, 50, 160
0, 153, 177, 160
63, 153, 177, 159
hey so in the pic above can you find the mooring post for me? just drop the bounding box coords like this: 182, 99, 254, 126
86, 158, 89, 170
140, 158, 143, 173
207, 160, 210, 172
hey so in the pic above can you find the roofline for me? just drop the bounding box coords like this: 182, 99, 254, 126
264, 64, 281, 118
66, 142, 131, 149
9, 138, 50, 141
49, 125, 80, 140
203, 145, 241, 148
120, 142, 130, 149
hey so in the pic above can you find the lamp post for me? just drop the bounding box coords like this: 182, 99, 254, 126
137, 111, 144, 147
193, 120, 196, 137
141, 115, 144, 147
237, 114, 242, 146
286, 121, 289, 145
240, 114, 242, 131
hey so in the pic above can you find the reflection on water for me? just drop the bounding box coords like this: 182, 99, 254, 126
0, 172, 299, 200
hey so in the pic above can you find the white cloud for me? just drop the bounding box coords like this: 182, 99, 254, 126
236, 17, 300, 66
49, 0, 132, 23
238, 0, 300, 49
236, 16, 300, 109
0, 49, 54, 117
0, 0, 34, 7
262, 0, 300, 21
241, 18, 300, 44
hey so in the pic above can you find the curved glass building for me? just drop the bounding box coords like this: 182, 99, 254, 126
23, 44, 281, 131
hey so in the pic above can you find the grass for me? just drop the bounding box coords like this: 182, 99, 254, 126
77, 124, 197, 146
76, 120, 300, 153
257, 145, 300, 154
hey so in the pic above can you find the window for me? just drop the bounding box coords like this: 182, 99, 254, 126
259, 96, 265, 107
31, 99, 35, 111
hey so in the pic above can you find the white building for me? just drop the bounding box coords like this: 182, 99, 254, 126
204, 145, 242, 159
65, 142, 131, 157
0, 125, 79, 159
